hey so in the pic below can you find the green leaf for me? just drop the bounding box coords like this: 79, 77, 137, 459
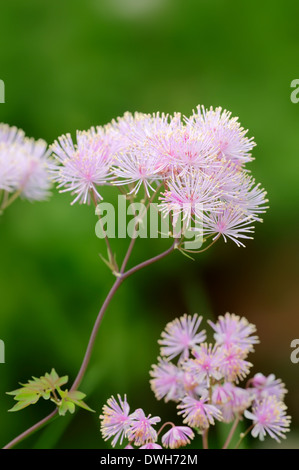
8, 400, 35, 412
58, 400, 69, 416
7, 369, 69, 412
67, 391, 86, 401
71, 399, 95, 413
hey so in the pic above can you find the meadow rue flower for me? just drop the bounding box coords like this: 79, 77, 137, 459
102, 313, 291, 449
158, 314, 206, 362
178, 395, 223, 430
159, 169, 223, 228
247, 373, 287, 402
203, 205, 256, 247
184, 343, 224, 385
100, 394, 133, 447
0, 123, 51, 204
50, 106, 268, 250
140, 442, 162, 449
244, 395, 291, 442
0, 144, 20, 192
217, 384, 252, 423
150, 358, 185, 402
161, 426, 194, 449
187, 105, 256, 165
219, 344, 253, 383
148, 124, 217, 173
127, 408, 161, 446
50, 129, 117, 204
112, 147, 165, 197
208, 313, 259, 353
0, 123, 25, 145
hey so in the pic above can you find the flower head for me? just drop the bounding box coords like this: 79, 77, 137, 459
50, 129, 115, 204
177, 396, 222, 430
184, 343, 224, 386
127, 409, 161, 446
244, 395, 291, 442
161, 426, 194, 449
208, 313, 259, 353
219, 344, 253, 383
140, 442, 162, 449
159, 314, 206, 362
100, 394, 132, 447
150, 359, 185, 403
188, 106, 256, 165
215, 383, 252, 423
248, 373, 287, 403
0, 124, 51, 202
159, 169, 223, 228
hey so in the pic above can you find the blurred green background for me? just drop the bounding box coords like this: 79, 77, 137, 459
0, 0, 299, 449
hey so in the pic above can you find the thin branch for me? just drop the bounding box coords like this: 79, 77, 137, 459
222, 415, 241, 449
3, 239, 177, 449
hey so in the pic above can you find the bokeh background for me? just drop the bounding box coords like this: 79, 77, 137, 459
0, 0, 299, 449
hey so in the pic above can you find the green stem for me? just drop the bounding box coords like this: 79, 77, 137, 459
234, 424, 253, 449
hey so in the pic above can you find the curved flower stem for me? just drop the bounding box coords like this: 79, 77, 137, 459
234, 424, 253, 449
0, 189, 21, 212
222, 415, 241, 449
3, 240, 177, 449
202, 429, 209, 449
93, 192, 116, 270
70, 276, 123, 391
181, 234, 221, 254
157, 421, 175, 437
120, 185, 162, 274
3, 409, 59, 450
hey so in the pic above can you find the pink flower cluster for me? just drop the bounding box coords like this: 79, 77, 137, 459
150, 312, 291, 444
100, 394, 194, 449
0, 123, 51, 203
50, 106, 268, 247
101, 313, 291, 449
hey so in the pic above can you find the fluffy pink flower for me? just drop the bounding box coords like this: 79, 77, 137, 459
0, 124, 51, 201
161, 426, 194, 449
159, 170, 223, 228
0, 123, 24, 146
248, 373, 287, 402
112, 147, 165, 197
150, 359, 184, 402
184, 343, 224, 385
215, 383, 252, 423
0, 145, 20, 192
177, 396, 222, 429
159, 314, 206, 362
208, 313, 259, 353
203, 205, 256, 247
100, 394, 133, 447
219, 344, 253, 383
140, 442, 162, 449
150, 125, 217, 173
221, 170, 268, 221
127, 409, 161, 446
187, 106, 256, 165
50, 128, 116, 204
244, 395, 291, 442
